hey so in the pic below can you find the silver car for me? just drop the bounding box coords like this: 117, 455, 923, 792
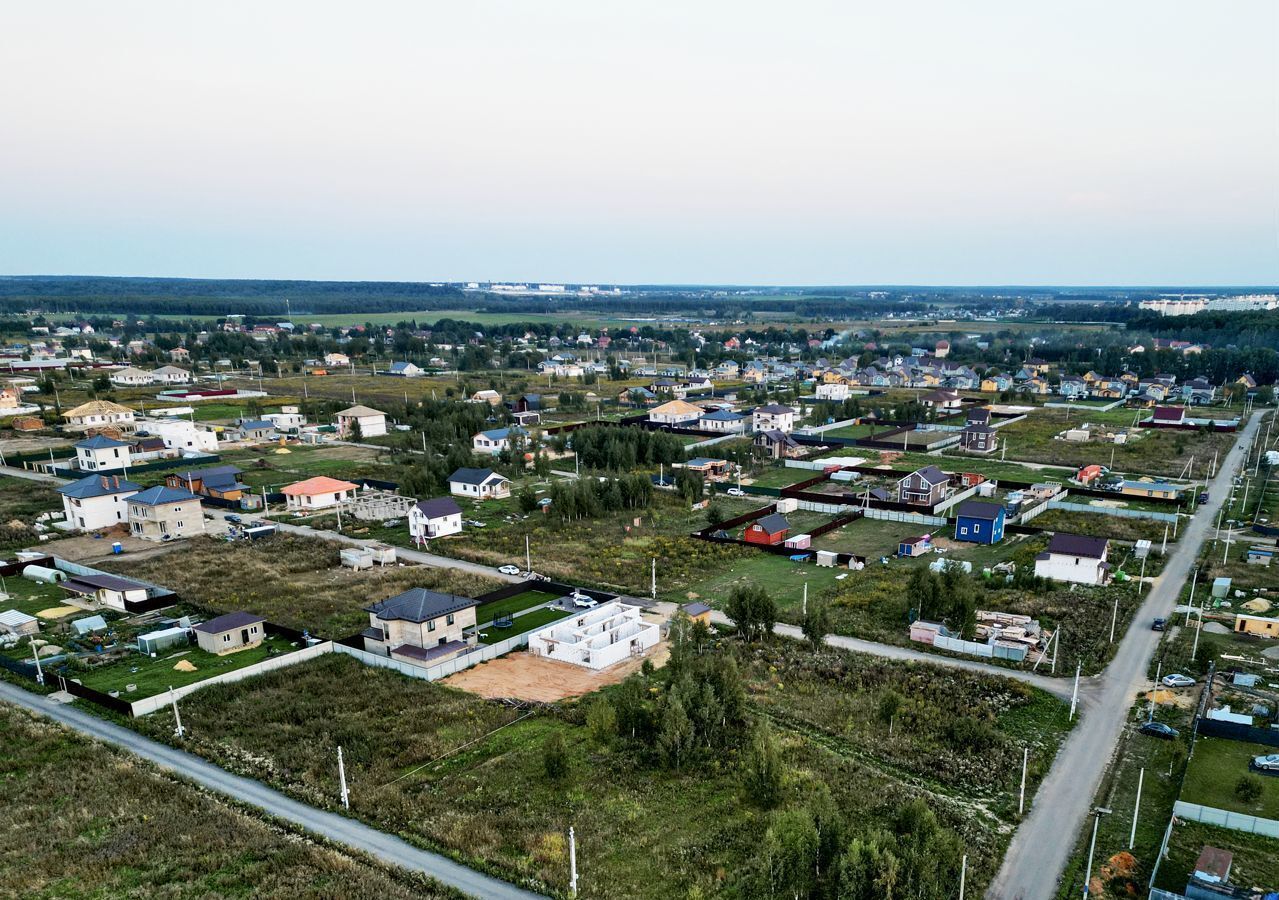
1254, 754, 1279, 772
1161, 674, 1196, 688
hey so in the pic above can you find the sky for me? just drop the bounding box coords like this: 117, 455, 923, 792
1, 1, 1276, 286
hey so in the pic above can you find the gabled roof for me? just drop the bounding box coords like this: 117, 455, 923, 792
700, 408, 744, 421
237, 419, 275, 431
281, 476, 358, 496
754, 403, 796, 414
336, 405, 385, 417
962, 423, 995, 435
171, 465, 244, 489
1151, 406, 1186, 422
58, 473, 142, 499
413, 497, 462, 519
75, 434, 130, 449
650, 399, 704, 416
1046, 532, 1108, 559
0, 609, 37, 628
448, 467, 507, 486
752, 513, 791, 534
129, 485, 199, 506
61, 573, 148, 594
194, 611, 265, 634
366, 588, 478, 622
755, 429, 799, 447
955, 500, 1003, 521
64, 399, 134, 419
905, 465, 949, 486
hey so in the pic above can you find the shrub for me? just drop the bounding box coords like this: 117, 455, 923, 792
1236, 774, 1263, 804
542, 732, 570, 781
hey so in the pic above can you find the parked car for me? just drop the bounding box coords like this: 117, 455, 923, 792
1252, 754, 1279, 772
1152, 617, 1167, 631
1162, 674, 1196, 688
1138, 721, 1179, 740
726, 488, 746, 497
1199, 493, 1209, 504
571, 592, 597, 609
466, 519, 487, 528
225, 514, 242, 524
497, 565, 521, 575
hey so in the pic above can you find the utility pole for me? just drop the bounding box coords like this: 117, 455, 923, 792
959, 854, 967, 900
1070, 659, 1081, 720
1019, 747, 1028, 815
170, 685, 184, 737
1186, 568, 1199, 621
569, 826, 579, 896
1129, 768, 1144, 849
525, 534, 531, 575
1082, 808, 1112, 898
338, 745, 350, 810
31, 641, 44, 685
802, 581, 808, 616
650, 558, 656, 600
1109, 593, 1119, 643
1161, 523, 1169, 556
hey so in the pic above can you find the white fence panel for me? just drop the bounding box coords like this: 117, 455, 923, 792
933, 485, 979, 516
1173, 801, 1279, 837
864, 508, 947, 526
1049, 499, 1179, 523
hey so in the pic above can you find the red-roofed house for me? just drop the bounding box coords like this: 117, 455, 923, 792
281, 476, 359, 511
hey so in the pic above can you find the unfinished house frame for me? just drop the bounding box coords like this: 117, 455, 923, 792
527, 601, 660, 670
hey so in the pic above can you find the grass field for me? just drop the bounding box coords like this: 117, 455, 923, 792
127, 639, 1074, 899
72, 633, 296, 698
0, 704, 457, 899
474, 589, 562, 625
99, 534, 503, 638
0, 475, 60, 553
1180, 736, 1279, 819
478, 606, 569, 643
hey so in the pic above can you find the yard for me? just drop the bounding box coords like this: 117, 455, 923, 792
474, 588, 563, 625
1180, 736, 1279, 819
0, 705, 455, 900
477, 606, 570, 643
1155, 821, 1279, 893
127, 637, 1074, 899
0, 475, 61, 553
97, 534, 503, 638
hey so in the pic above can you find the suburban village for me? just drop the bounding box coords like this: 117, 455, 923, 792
3, 290, 1279, 899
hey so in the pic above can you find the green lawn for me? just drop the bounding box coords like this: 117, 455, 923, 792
477, 606, 570, 643
1181, 736, 1279, 819
71, 634, 297, 699
475, 589, 562, 625
1155, 821, 1279, 893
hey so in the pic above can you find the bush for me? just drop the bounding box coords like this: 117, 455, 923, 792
1236, 774, 1263, 804
542, 732, 570, 781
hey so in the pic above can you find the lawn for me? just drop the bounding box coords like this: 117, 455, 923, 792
478, 606, 570, 643
680, 551, 848, 606
98, 534, 503, 638
1181, 736, 1279, 819
741, 465, 821, 489
1155, 821, 1279, 893
1029, 507, 1177, 544
475, 589, 563, 625
127, 637, 1074, 899
70, 633, 296, 699
0, 705, 457, 900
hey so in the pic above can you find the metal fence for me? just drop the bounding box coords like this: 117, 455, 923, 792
1173, 800, 1279, 838
1048, 499, 1180, 523
933, 633, 1027, 662
333, 633, 527, 682
863, 507, 946, 526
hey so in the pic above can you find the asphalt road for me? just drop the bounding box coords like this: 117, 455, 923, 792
986, 413, 1262, 899
0, 681, 544, 900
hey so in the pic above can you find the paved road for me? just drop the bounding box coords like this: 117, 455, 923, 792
987, 413, 1261, 899
709, 610, 1083, 702
0, 463, 71, 484
0, 681, 544, 900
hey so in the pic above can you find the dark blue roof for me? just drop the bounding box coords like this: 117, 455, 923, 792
75, 434, 129, 450
449, 467, 504, 486
57, 473, 142, 499
129, 485, 198, 506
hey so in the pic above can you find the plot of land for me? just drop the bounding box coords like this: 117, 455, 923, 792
474, 588, 562, 625
478, 606, 571, 643
445, 645, 669, 701
71, 633, 296, 699
1181, 736, 1279, 819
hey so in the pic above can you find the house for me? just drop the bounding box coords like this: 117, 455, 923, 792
898, 535, 932, 557
527, 600, 660, 670
0, 609, 39, 638
194, 612, 266, 655
698, 408, 746, 433
620, 387, 659, 407
448, 467, 511, 500
63, 400, 136, 432
511, 394, 542, 414
281, 476, 358, 511
815, 382, 850, 401
966, 407, 992, 426
151, 365, 191, 384
472, 426, 528, 456
754, 429, 803, 459
57, 473, 141, 531
235, 419, 277, 441
648, 399, 704, 426
362, 588, 478, 665
959, 423, 998, 454
682, 457, 730, 479
744, 513, 790, 545
263, 406, 306, 432
953, 500, 1005, 544
335, 405, 387, 438
1148, 406, 1186, 426
109, 366, 154, 387
409, 497, 463, 543
387, 361, 423, 377
471, 389, 503, 405
1234, 613, 1279, 638
1034, 533, 1111, 586
59, 573, 150, 611
165, 465, 247, 502
919, 389, 962, 412
127, 485, 205, 541
752, 403, 797, 433
74, 434, 131, 472
323, 352, 350, 367
1118, 480, 1183, 501
934, 340, 950, 359
681, 602, 712, 626
897, 466, 951, 507
168, 347, 191, 363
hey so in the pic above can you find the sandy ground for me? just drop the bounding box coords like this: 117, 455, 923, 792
445, 641, 670, 702
46, 530, 179, 563
0, 435, 75, 454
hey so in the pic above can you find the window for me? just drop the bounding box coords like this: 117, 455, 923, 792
223, 633, 231, 642
428, 619, 436, 632
446, 614, 454, 626
959, 527, 967, 535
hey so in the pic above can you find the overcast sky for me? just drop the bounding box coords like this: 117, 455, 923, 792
1, 2, 1276, 285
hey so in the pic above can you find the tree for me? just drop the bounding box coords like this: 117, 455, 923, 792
802, 599, 831, 650
726, 584, 776, 642
763, 808, 819, 899
542, 732, 569, 781
347, 417, 363, 441
706, 503, 726, 529
586, 697, 617, 748
517, 486, 538, 513
1236, 774, 1263, 804
657, 695, 695, 770
742, 720, 785, 808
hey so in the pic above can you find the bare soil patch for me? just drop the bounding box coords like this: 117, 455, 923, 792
445, 641, 670, 701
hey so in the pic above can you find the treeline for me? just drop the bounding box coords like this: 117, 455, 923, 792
561, 426, 686, 470
529, 474, 654, 521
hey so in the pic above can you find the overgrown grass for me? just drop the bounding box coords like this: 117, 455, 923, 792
0, 475, 61, 552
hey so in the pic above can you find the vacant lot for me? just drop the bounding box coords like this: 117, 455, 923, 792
445, 649, 667, 701
0, 475, 61, 553
0, 705, 456, 899
1030, 507, 1175, 544
99, 534, 503, 637
130, 639, 1072, 899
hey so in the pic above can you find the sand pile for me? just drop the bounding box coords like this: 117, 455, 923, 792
1203, 622, 1231, 634
173, 659, 198, 672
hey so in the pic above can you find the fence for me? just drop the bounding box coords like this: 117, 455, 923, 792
1017, 498, 1054, 524
1172, 800, 1279, 838
932, 484, 980, 516
333, 633, 528, 682
45, 453, 222, 480
933, 633, 1028, 662
863, 507, 946, 526
1196, 716, 1279, 748
51, 557, 179, 612
1048, 499, 1180, 523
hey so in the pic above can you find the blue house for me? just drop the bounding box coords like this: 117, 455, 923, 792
953, 500, 1005, 545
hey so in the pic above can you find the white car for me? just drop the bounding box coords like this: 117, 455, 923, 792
1161, 674, 1196, 688
726, 488, 746, 497
497, 565, 521, 576
571, 592, 597, 609
1253, 754, 1279, 772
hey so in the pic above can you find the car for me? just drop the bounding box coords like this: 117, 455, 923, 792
1152, 617, 1167, 631
1138, 722, 1180, 740
571, 592, 597, 609
1253, 754, 1279, 772
497, 565, 521, 576
466, 519, 487, 528
225, 514, 242, 524
726, 488, 746, 497
1199, 493, 1209, 504
1162, 674, 1196, 688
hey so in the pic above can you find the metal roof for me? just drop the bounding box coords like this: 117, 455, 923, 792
366, 588, 478, 623
194, 611, 265, 634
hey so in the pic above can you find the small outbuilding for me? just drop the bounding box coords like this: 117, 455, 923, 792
744, 513, 790, 546
0, 609, 39, 638
194, 612, 266, 655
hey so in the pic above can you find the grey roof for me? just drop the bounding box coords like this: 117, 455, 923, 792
58, 473, 142, 499
962, 423, 995, 435
61, 573, 147, 594
129, 485, 199, 507
366, 588, 478, 623
75, 434, 130, 450
752, 513, 791, 534
1046, 532, 1109, 559
392, 640, 469, 664
194, 611, 265, 634
681, 602, 712, 617
754, 403, 796, 414
955, 500, 1003, 521
414, 497, 462, 519
907, 465, 949, 486
966, 408, 991, 424
448, 467, 506, 486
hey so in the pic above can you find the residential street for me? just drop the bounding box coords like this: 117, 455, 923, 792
0, 681, 545, 900
987, 412, 1262, 899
